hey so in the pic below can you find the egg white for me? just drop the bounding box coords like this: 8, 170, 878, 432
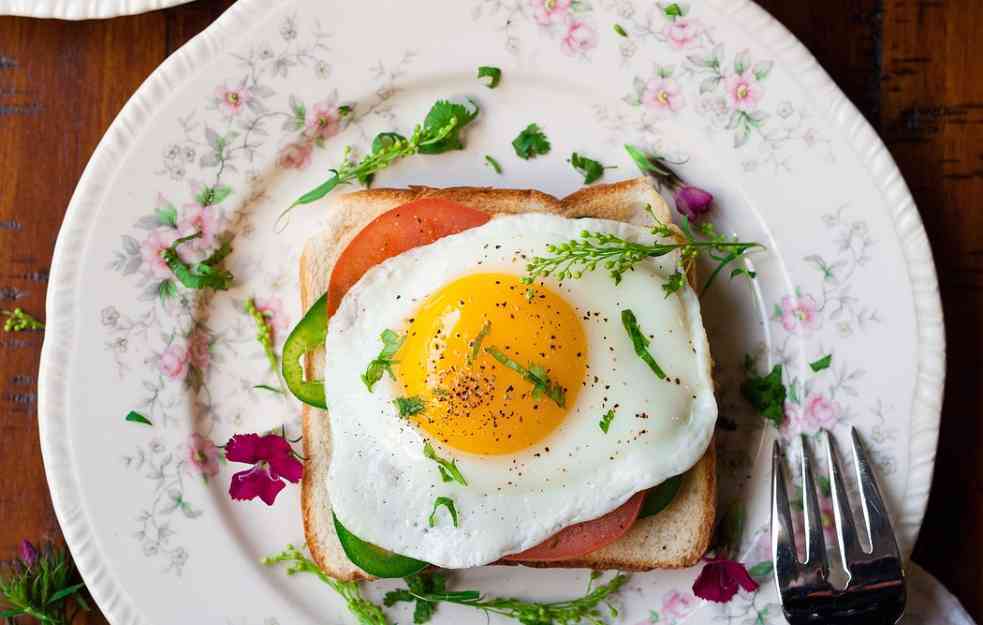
324, 213, 717, 568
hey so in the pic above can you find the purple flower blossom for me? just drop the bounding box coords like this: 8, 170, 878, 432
674, 185, 714, 221
225, 433, 303, 506
692, 556, 759, 603
19, 540, 38, 569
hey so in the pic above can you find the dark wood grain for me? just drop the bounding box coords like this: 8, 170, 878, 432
0, 0, 977, 622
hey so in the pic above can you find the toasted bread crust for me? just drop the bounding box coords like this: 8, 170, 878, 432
300, 179, 715, 579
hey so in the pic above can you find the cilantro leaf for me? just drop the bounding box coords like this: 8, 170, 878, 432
485, 346, 566, 407
467, 320, 492, 365
125, 411, 152, 426
484, 154, 503, 174
512, 123, 551, 160
614, 23, 629, 37
384, 573, 447, 624
809, 354, 832, 372
419, 99, 480, 155
570, 152, 609, 184
599, 409, 616, 433
161, 232, 234, 291
395, 396, 425, 417
428, 497, 459, 528
741, 355, 787, 427
361, 329, 403, 392
621, 310, 667, 379
477, 66, 502, 88
423, 442, 468, 486
662, 270, 685, 297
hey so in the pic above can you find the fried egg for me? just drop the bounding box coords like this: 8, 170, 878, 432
324, 213, 716, 568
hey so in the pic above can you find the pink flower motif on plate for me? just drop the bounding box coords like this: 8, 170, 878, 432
305, 99, 341, 143
561, 20, 597, 56
529, 0, 571, 25
177, 201, 222, 249
663, 17, 703, 49
215, 82, 254, 117
253, 295, 289, 335
726, 71, 763, 111
802, 392, 838, 431
140, 228, 179, 280
641, 78, 685, 113
780, 294, 819, 333
160, 341, 190, 380
661, 590, 698, 621
278, 142, 313, 170
188, 433, 221, 479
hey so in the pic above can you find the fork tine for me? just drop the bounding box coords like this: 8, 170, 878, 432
850, 427, 902, 558
824, 429, 865, 575
800, 436, 829, 577
771, 441, 799, 585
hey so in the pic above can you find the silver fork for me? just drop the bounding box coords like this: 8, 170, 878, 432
771, 427, 906, 625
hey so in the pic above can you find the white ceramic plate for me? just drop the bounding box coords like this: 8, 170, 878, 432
0, 0, 191, 19
39, 1, 945, 624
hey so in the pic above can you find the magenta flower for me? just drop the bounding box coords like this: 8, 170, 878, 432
642, 78, 685, 113
188, 331, 211, 371
188, 433, 221, 480
215, 82, 254, 117
141, 228, 179, 280
529, 0, 571, 25
692, 556, 759, 603
674, 186, 713, 221
278, 142, 314, 170
726, 71, 763, 111
305, 99, 341, 143
662, 17, 703, 49
226, 433, 303, 506
19, 540, 38, 569
780, 294, 819, 333
159, 341, 190, 380
561, 20, 598, 56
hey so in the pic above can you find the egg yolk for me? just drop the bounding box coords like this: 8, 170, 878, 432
397, 273, 587, 455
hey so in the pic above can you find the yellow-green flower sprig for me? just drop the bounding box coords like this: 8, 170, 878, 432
2, 308, 44, 332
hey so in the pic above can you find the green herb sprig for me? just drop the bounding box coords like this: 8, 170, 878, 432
395, 396, 426, 417
384, 572, 446, 624
428, 497, 459, 528
362, 329, 404, 392
245, 297, 281, 385
467, 320, 492, 365
1, 308, 44, 332
423, 442, 468, 486
284, 100, 479, 221
512, 123, 551, 160
621, 310, 667, 379
0, 541, 89, 625
263, 545, 389, 625
484, 346, 565, 407
392, 572, 629, 625
599, 409, 616, 433
741, 355, 787, 427
569, 153, 612, 184
161, 232, 234, 291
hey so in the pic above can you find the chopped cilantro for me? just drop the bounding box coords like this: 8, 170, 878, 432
423, 442, 468, 486
361, 329, 403, 392
125, 411, 152, 426
741, 355, 787, 427
467, 320, 492, 365
621, 310, 667, 379
485, 346, 566, 407
477, 66, 502, 88
419, 99, 481, 155
395, 396, 425, 417
384, 572, 447, 624
662, 270, 685, 297
428, 497, 459, 528
484, 154, 503, 174
809, 354, 832, 372
512, 123, 551, 160
570, 152, 610, 184
614, 23, 628, 37
161, 232, 234, 291
599, 409, 616, 433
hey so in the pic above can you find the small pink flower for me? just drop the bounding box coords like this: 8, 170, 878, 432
215, 83, 253, 117
561, 20, 598, 56
529, 0, 572, 25
305, 99, 341, 143
188, 433, 221, 479
661, 590, 698, 620
160, 341, 190, 380
726, 71, 763, 111
141, 228, 179, 280
253, 296, 289, 335
674, 186, 713, 221
177, 202, 222, 250
780, 294, 819, 333
641, 78, 685, 113
226, 433, 303, 506
662, 17, 703, 49
188, 331, 211, 371
19, 540, 38, 569
803, 392, 838, 430
692, 557, 759, 603
278, 142, 313, 170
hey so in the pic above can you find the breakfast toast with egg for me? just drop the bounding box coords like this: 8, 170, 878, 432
300, 177, 716, 581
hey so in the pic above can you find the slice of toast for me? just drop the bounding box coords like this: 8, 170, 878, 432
300, 178, 716, 581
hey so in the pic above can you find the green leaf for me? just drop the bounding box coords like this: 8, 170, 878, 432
809, 354, 832, 372
662, 270, 685, 297
338, 104, 353, 117
196, 184, 232, 207
639, 474, 683, 517
753, 60, 774, 81
748, 561, 773, 578
125, 411, 152, 426
0, 609, 24, 617
484, 155, 503, 174
613, 23, 628, 37
511, 123, 551, 160
291, 174, 342, 208
372, 132, 407, 155
741, 360, 787, 427
156, 203, 178, 228
621, 309, 667, 379
46, 581, 86, 605
624, 144, 673, 176
419, 99, 480, 155
158, 280, 177, 300
395, 396, 426, 417
664, 3, 683, 17
423, 442, 468, 486
477, 65, 502, 88
734, 49, 751, 75
570, 152, 609, 184
599, 409, 615, 433
485, 346, 566, 407
361, 329, 404, 392
254, 384, 284, 394
428, 496, 459, 528
162, 233, 234, 291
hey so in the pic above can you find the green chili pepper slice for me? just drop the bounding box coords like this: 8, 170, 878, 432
333, 514, 428, 578
282, 294, 327, 409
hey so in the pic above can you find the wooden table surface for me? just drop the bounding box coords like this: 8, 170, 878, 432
0, 0, 979, 622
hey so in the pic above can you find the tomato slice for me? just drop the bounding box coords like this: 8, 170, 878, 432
326, 198, 491, 315
503, 491, 646, 562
